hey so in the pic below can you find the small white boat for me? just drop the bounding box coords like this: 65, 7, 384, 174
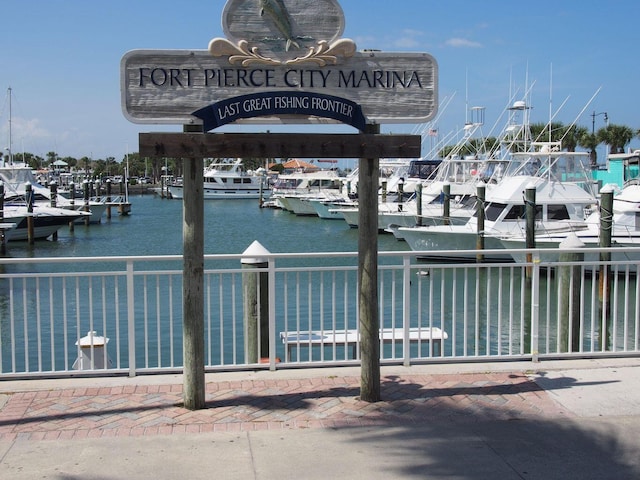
3, 204, 90, 241
270, 169, 345, 213
168, 158, 270, 200
0, 163, 106, 225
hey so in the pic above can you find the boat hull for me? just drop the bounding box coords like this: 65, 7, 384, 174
399, 226, 513, 261
169, 185, 270, 200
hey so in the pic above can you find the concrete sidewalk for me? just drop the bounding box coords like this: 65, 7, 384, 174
0, 358, 639, 479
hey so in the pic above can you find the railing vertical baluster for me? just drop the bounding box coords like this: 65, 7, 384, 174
126, 260, 136, 376
114, 275, 121, 369
485, 267, 491, 356
168, 274, 174, 367
531, 256, 540, 362
22, 278, 29, 372
343, 270, 349, 361
75, 277, 81, 373
622, 268, 631, 351
142, 275, 148, 368
427, 269, 438, 357
227, 273, 233, 365
635, 275, 640, 352
402, 256, 411, 366
474, 266, 480, 356
331, 270, 337, 362
612, 270, 620, 351
579, 266, 586, 353
101, 276, 108, 370
36, 277, 42, 372
156, 274, 161, 367
206, 273, 211, 366
319, 271, 325, 363
509, 269, 516, 355
49, 277, 55, 371
268, 258, 277, 370
589, 267, 598, 352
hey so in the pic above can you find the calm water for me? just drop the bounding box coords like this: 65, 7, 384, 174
3, 194, 410, 259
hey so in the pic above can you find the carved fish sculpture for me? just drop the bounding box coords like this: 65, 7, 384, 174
259, 0, 300, 51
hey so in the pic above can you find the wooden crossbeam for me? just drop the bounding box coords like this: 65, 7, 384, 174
139, 132, 421, 159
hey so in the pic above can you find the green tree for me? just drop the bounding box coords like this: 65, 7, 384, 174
598, 124, 635, 154
530, 122, 565, 144
45, 151, 57, 166
560, 125, 586, 153
60, 156, 77, 169
577, 130, 600, 167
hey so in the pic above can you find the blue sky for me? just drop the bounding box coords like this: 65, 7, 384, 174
1, 0, 639, 162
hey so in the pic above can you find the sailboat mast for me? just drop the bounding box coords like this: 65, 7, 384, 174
7, 87, 13, 165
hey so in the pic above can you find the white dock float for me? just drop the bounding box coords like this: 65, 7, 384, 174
280, 327, 448, 362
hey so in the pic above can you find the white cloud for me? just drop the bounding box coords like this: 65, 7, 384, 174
445, 37, 482, 48
0, 116, 52, 155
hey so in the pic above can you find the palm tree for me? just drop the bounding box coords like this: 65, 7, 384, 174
597, 124, 635, 154
577, 130, 600, 168
561, 125, 587, 152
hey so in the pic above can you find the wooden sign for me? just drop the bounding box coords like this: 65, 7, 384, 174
120, 0, 438, 129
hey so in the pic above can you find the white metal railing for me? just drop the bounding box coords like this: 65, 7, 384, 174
0, 247, 639, 378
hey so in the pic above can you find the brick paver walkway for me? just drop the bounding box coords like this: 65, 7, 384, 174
0, 372, 570, 441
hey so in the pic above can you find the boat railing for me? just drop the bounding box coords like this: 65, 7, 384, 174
0, 247, 639, 379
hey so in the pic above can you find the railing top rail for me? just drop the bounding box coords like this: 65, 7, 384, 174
1, 246, 640, 267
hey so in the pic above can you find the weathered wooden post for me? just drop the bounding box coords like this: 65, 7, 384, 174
258, 177, 265, 208
68, 182, 75, 232
26, 183, 34, 244
475, 182, 486, 262
558, 234, 584, 352
0, 181, 5, 253
182, 151, 205, 410
359, 123, 381, 403
106, 179, 112, 219
50, 181, 58, 241
442, 181, 450, 226
525, 183, 536, 278
242, 241, 270, 363
83, 180, 90, 226
415, 182, 423, 226
598, 186, 614, 351
397, 178, 404, 212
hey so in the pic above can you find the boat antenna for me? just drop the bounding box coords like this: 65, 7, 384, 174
558, 86, 602, 145
548, 64, 553, 144
7, 87, 13, 165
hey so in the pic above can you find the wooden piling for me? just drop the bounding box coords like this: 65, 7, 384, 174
50, 182, 58, 241
442, 181, 450, 226
598, 187, 614, 351
68, 182, 75, 232
242, 241, 270, 363
0, 182, 5, 253
182, 153, 205, 410
83, 181, 90, 226
415, 182, 423, 226
475, 183, 486, 263
558, 234, 584, 352
26, 183, 34, 244
359, 123, 381, 403
106, 180, 112, 219
525, 184, 536, 278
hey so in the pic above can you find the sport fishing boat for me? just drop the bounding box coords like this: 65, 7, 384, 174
168, 158, 270, 200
